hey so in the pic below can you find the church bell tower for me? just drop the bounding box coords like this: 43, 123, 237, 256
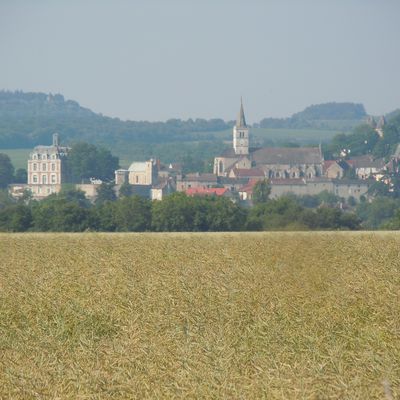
233, 98, 249, 155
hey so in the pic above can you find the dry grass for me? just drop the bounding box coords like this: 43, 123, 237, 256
0, 232, 399, 399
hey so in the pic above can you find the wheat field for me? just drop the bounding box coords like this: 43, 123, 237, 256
0, 232, 399, 399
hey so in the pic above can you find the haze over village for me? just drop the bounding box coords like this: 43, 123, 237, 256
1, 3, 400, 398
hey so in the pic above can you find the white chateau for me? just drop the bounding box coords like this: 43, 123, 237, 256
27, 133, 70, 198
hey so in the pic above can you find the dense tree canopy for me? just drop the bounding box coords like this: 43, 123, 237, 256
67, 142, 119, 182
252, 180, 271, 204
0, 188, 378, 233
0, 91, 232, 149
0, 153, 15, 188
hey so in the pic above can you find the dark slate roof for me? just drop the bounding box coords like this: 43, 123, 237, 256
129, 185, 151, 198
232, 168, 265, 178
181, 173, 217, 183
236, 98, 247, 128
251, 147, 323, 165
347, 155, 386, 169
220, 148, 238, 157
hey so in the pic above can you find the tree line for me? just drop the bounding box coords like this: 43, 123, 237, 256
324, 112, 400, 159
0, 186, 364, 232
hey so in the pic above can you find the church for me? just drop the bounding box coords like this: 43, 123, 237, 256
213, 100, 324, 179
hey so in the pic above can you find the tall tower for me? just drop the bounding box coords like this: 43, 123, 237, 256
233, 98, 249, 155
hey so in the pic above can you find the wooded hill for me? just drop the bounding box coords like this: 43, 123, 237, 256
0, 90, 373, 149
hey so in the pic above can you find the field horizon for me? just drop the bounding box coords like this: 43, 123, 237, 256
1, 232, 399, 399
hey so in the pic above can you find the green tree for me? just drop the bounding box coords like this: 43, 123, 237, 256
95, 183, 117, 205
206, 196, 247, 231
94, 202, 117, 232
151, 192, 194, 231
0, 204, 32, 232
14, 168, 27, 183
356, 197, 400, 229
31, 196, 92, 232
0, 189, 13, 210
252, 179, 271, 204
67, 142, 119, 183
113, 196, 151, 231
0, 153, 15, 188
119, 182, 133, 197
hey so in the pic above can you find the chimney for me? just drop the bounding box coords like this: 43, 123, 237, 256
53, 133, 60, 147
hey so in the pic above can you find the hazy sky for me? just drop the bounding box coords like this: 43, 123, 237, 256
1, 1, 399, 122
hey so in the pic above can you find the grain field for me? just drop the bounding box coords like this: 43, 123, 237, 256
0, 232, 399, 399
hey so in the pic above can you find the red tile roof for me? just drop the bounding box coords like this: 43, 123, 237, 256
238, 179, 259, 193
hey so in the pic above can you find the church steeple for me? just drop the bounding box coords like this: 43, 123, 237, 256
233, 98, 249, 155
236, 97, 247, 128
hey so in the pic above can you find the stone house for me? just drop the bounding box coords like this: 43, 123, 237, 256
324, 160, 350, 179
228, 167, 265, 180
347, 155, 386, 180
115, 160, 156, 186
268, 178, 369, 200
176, 173, 217, 192
151, 178, 176, 201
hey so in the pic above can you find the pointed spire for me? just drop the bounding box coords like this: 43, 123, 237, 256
236, 97, 247, 128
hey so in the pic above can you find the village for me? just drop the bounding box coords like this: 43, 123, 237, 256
9, 101, 397, 205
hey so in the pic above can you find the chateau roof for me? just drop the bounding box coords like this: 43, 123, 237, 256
252, 147, 323, 165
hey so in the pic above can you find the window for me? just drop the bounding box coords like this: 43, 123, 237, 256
33, 174, 38, 183
51, 154, 56, 160
51, 163, 56, 171
42, 175, 47, 184
33, 154, 37, 160
136, 175, 139, 183
33, 163, 37, 171
51, 174, 56, 184
42, 163, 47, 171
